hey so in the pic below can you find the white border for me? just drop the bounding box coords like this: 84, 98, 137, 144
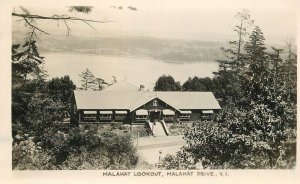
1, 0, 299, 184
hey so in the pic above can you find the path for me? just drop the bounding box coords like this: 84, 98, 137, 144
152, 122, 167, 136
134, 135, 185, 165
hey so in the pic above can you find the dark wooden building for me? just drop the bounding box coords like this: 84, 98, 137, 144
70, 82, 221, 127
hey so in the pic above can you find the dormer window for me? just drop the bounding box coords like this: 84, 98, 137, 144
153, 99, 158, 107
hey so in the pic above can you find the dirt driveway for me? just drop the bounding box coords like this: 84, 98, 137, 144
133, 135, 186, 165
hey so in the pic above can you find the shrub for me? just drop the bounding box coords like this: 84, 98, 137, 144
60, 127, 139, 170
130, 125, 150, 137
112, 122, 123, 129
12, 125, 141, 170
12, 140, 51, 170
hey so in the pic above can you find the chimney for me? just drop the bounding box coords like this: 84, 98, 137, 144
139, 85, 145, 91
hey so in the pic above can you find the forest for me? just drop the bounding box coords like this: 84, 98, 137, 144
11, 7, 296, 169
155, 10, 297, 169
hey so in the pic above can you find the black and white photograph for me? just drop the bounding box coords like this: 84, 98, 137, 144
0, 0, 299, 183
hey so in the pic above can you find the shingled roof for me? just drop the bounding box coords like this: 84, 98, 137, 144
103, 81, 140, 91
157, 92, 221, 110
74, 90, 144, 110
74, 88, 221, 111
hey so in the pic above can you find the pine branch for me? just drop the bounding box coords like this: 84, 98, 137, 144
63, 20, 71, 36
23, 17, 49, 35
12, 13, 113, 23
13, 12, 112, 36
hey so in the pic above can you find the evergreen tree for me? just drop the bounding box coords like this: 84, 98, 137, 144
12, 40, 46, 126
213, 9, 253, 103
47, 76, 76, 104
243, 26, 268, 103
12, 40, 44, 80
281, 42, 297, 102
78, 69, 108, 91
216, 9, 253, 71
284, 42, 297, 82
269, 47, 284, 78
78, 69, 98, 90
161, 21, 296, 170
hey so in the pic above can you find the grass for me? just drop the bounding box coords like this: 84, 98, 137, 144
78, 121, 217, 137
167, 122, 192, 136
79, 123, 151, 138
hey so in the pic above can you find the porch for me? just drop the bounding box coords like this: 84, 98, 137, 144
77, 109, 216, 124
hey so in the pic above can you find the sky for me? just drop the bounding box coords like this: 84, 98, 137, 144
10, 0, 298, 89
12, 0, 298, 45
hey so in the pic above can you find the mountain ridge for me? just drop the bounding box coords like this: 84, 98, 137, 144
12, 32, 226, 63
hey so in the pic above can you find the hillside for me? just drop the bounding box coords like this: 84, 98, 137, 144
13, 33, 226, 63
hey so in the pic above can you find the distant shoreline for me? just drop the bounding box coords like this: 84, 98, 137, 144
41, 51, 217, 64
42, 53, 218, 90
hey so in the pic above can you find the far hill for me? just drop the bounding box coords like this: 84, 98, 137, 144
12, 32, 226, 63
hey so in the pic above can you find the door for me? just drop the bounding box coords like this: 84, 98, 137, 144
150, 111, 160, 122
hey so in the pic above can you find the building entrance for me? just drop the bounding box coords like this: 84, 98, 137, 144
149, 111, 161, 122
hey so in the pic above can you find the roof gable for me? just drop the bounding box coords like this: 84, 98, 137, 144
73, 88, 221, 111
129, 95, 179, 112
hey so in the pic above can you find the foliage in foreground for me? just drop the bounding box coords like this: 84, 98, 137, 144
13, 127, 139, 170
12, 38, 140, 170
12, 139, 52, 170
11, 7, 143, 170
160, 11, 297, 170
160, 120, 296, 169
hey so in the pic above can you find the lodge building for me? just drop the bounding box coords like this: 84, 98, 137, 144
70, 82, 221, 128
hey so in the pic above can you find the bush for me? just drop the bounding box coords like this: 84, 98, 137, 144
12, 140, 51, 170
159, 152, 199, 170
112, 122, 123, 129
130, 125, 150, 137
168, 122, 192, 136
135, 158, 154, 170
12, 126, 141, 170
60, 127, 139, 170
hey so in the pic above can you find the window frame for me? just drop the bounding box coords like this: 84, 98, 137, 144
99, 114, 112, 120
153, 99, 158, 107
135, 115, 148, 120
115, 114, 127, 119
83, 113, 97, 122
179, 114, 191, 119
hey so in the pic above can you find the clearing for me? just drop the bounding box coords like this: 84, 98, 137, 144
134, 135, 185, 165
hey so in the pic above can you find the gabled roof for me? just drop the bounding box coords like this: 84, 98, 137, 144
157, 92, 221, 110
74, 90, 145, 110
74, 89, 221, 111
128, 92, 157, 111
103, 81, 140, 91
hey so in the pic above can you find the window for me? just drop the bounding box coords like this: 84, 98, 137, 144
179, 114, 190, 120
153, 99, 158, 107
163, 115, 174, 121
179, 110, 191, 120
115, 114, 126, 120
83, 114, 97, 122
82, 111, 97, 122
135, 115, 148, 120
135, 109, 148, 121
99, 114, 112, 120
202, 110, 213, 121
201, 114, 212, 121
